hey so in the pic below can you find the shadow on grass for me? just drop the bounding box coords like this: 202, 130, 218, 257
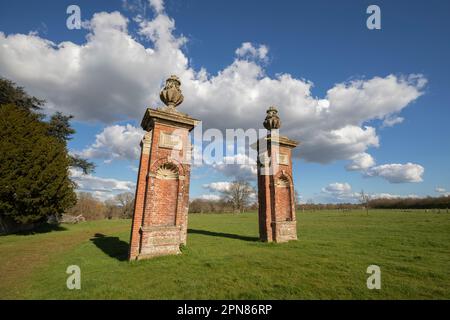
16, 223, 67, 235
188, 229, 259, 242
90, 233, 128, 261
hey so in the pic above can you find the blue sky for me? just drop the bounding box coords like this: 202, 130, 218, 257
1, 0, 449, 202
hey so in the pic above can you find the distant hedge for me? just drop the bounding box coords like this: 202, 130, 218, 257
368, 196, 450, 210
296, 196, 450, 210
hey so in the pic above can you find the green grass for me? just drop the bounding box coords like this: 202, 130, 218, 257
1, 210, 449, 299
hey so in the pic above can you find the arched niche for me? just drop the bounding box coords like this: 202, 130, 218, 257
156, 162, 179, 179
153, 162, 179, 226
275, 175, 293, 221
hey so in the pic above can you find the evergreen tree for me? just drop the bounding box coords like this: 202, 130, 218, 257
0, 78, 95, 225
0, 78, 95, 174
0, 104, 77, 223
47, 112, 94, 174
0, 78, 44, 112
48, 112, 76, 142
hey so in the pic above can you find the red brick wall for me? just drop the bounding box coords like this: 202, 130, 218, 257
153, 178, 178, 226
257, 138, 297, 243
257, 172, 271, 241
275, 184, 292, 221
129, 119, 193, 260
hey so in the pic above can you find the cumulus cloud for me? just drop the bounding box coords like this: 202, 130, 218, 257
235, 42, 269, 61
321, 182, 359, 202
197, 194, 222, 201
321, 182, 419, 203
322, 182, 352, 194
70, 168, 135, 200
203, 181, 232, 192
365, 163, 424, 183
0, 10, 188, 123
0, 2, 426, 175
344, 152, 424, 185
211, 154, 257, 181
76, 124, 144, 162
346, 152, 376, 171
298, 125, 379, 164
148, 0, 164, 14
324, 75, 425, 129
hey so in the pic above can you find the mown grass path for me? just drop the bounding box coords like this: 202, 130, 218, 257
1, 210, 449, 299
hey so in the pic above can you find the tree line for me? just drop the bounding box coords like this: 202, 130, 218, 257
190, 195, 450, 213
367, 196, 450, 210
67, 192, 135, 220
62, 191, 450, 219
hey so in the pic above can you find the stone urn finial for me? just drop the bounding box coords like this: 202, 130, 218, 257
263, 106, 281, 130
160, 75, 184, 110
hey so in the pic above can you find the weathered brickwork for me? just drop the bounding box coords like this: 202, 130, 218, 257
258, 107, 299, 243
128, 107, 199, 261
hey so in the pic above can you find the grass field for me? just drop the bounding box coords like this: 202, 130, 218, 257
0, 210, 449, 299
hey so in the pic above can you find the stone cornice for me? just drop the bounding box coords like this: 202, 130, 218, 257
251, 134, 299, 150
141, 107, 200, 132
266, 134, 299, 148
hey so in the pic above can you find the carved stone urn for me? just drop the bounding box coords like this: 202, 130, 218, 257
160, 75, 184, 110
263, 106, 281, 130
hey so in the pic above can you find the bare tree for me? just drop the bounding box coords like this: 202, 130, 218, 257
220, 180, 255, 213
360, 189, 370, 215
115, 192, 135, 218
294, 190, 300, 209
104, 199, 121, 219
66, 192, 106, 220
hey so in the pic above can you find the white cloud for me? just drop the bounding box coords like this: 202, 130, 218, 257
197, 194, 222, 201
0, 10, 188, 123
148, 0, 164, 14
235, 42, 268, 61
0, 3, 426, 172
369, 193, 420, 200
122, 0, 164, 14
321, 182, 359, 202
320, 182, 420, 203
211, 154, 257, 181
77, 124, 144, 162
346, 152, 376, 171
70, 168, 135, 200
299, 125, 379, 164
435, 187, 450, 196
83, 190, 115, 202
203, 181, 232, 192
322, 182, 352, 194
325, 75, 425, 129
365, 163, 424, 183
321, 182, 356, 201
382, 116, 404, 128
202, 180, 256, 202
